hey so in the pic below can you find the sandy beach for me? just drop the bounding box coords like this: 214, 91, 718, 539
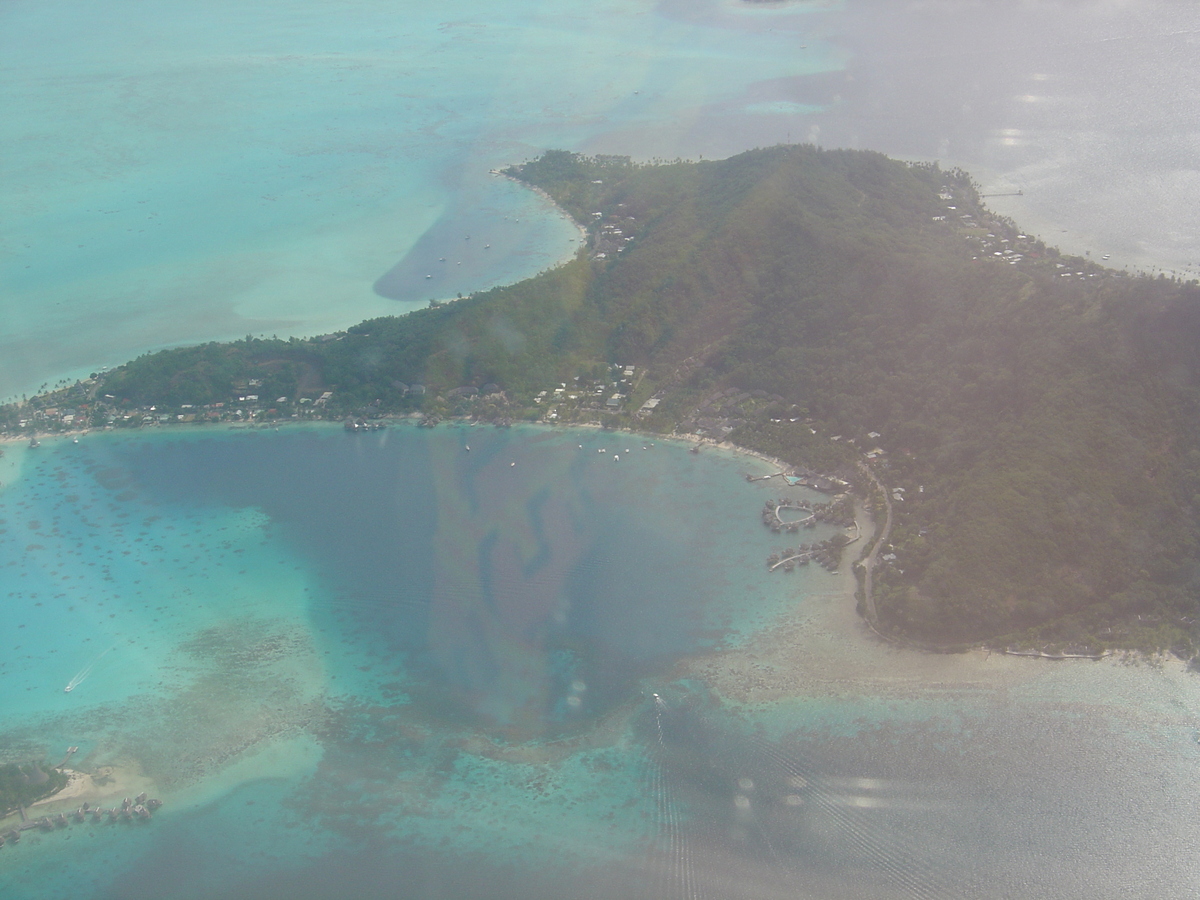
1, 764, 157, 828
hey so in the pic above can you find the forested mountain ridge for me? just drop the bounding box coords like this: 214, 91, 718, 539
510, 148, 1200, 652
13, 145, 1200, 654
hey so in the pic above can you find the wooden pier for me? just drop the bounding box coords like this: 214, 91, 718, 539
2, 794, 162, 850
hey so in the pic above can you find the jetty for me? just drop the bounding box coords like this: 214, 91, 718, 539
53, 747, 78, 770
766, 537, 849, 573
761, 498, 815, 533
3, 797, 164, 850
760, 495, 855, 534
1002, 647, 1107, 660
767, 547, 813, 572
744, 469, 846, 493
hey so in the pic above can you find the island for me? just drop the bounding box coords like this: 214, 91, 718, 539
5, 144, 1200, 661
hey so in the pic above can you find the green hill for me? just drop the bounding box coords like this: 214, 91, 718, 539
18, 146, 1200, 654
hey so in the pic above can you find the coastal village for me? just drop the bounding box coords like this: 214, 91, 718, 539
0, 350, 903, 587
0, 350, 906, 632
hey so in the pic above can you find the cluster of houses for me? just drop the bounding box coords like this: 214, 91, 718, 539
761, 494, 855, 534
588, 204, 639, 260
2, 373, 357, 436
758, 485, 857, 573
1, 793, 163, 849
531, 365, 640, 421
934, 187, 1035, 265
766, 539, 846, 573
936, 185, 1115, 281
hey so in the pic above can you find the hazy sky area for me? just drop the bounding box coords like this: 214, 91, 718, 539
804, 1, 1200, 274
628, 1, 1200, 272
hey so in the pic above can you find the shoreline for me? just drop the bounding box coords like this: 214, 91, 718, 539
0, 164, 588, 407
3, 415, 794, 475
492, 168, 590, 247
4, 413, 1148, 670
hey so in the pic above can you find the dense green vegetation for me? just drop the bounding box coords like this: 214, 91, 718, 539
0, 761, 68, 814
9, 145, 1200, 656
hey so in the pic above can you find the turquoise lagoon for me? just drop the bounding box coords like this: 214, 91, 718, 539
2, 424, 1200, 899
0, 0, 846, 403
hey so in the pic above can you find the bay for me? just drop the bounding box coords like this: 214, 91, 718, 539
1, 425, 1199, 898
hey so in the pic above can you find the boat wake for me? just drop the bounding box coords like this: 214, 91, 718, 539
64, 646, 113, 693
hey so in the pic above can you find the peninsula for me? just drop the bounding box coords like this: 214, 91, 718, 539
6, 146, 1200, 659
